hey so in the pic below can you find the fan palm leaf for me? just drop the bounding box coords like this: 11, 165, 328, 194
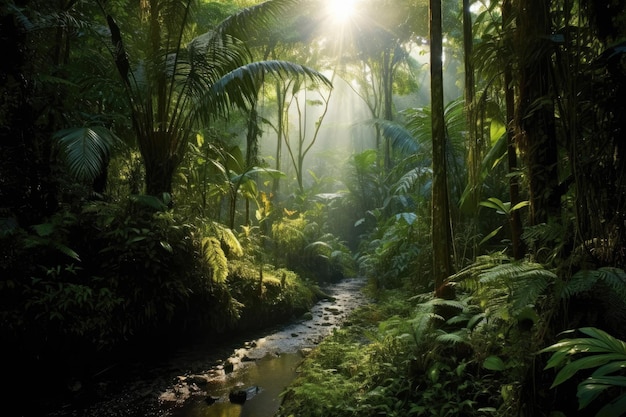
54, 126, 120, 181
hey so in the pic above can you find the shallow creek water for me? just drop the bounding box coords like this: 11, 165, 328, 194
159, 277, 368, 417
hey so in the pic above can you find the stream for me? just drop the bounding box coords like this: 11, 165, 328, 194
46, 277, 368, 417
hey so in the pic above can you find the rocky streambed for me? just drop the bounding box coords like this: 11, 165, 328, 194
45, 277, 369, 417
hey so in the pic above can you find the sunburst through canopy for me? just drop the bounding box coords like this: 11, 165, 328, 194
325, 0, 357, 24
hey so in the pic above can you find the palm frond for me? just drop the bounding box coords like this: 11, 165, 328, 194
54, 126, 119, 181
539, 327, 626, 415
392, 166, 432, 195
373, 118, 420, 155
197, 60, 330, 123
216, 0, 301, 40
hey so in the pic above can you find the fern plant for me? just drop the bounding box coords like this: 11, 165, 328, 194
560, 267, 626, 300
197, 221, 243, 284
451, 253, 556, 323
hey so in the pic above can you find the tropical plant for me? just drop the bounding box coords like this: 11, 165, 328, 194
478, 197, 529, 246
62, 0, 331, 199
540, 327, 626, 417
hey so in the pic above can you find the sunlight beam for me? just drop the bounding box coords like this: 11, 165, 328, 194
325, 0, 357, 24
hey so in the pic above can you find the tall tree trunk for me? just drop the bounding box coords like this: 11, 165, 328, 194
273, 82, 285, 196
515, 0, 560, 227
245, 95, 261, 226
430, 0, 454, 298
382, 49, 393, 173
144, 157, 175, 197
503, 0, 525, 259
462, 0, 479, 260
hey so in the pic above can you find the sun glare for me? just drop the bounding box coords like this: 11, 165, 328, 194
326, 0, 357, 23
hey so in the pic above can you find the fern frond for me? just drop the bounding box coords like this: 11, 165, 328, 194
595, 267, 626, 293
479, 261, 555, 315
305, 240, 332, 253
435, 328, 471, 345
393, 167, 432, 195
479, 262, 556, 286
425, 297, 467, 311
450, 252, 510, 291
510, 274, 550, 313
219, 226, 243, 257
201, 237, 228, 283
202, 221, 243, 257
562, 267, 626, 300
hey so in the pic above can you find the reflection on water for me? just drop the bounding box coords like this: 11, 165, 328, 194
170, 353, 302, 417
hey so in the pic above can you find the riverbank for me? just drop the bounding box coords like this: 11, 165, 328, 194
275, 287, 420, 417
38, 277, 369, 417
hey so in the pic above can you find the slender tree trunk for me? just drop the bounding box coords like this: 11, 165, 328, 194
245, 99, 260, 226
430, 0, 454, 298
462, 0, 479, 260
382, 49, 393, 172
503, 0, 525, 259
273, 83, 284, 196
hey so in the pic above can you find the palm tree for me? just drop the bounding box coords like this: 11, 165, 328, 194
70, 0, 330, 199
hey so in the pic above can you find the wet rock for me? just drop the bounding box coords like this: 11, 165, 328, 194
301, 311, 314, 321
205, 395, 219, 405
299, 347, 313, 357
223, 359, 236, 374
185, 375, 208, 386
229, 390, 247, 404
325, 307, 342, 315
291, 333, 299, 337
229, 386, 259, 404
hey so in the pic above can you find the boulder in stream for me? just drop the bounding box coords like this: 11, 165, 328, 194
228, 386, 259, 404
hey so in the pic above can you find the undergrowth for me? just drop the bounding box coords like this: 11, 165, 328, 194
277, 256, 562, 417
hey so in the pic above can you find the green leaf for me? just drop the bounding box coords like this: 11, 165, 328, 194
511, 201, 530, 211
479, 226, 503, 245
395, 212, 418, 225
577, 379, 615, 409
32, 223, 54, 237
483, 356, 506, 371
593, 361, 626, 377
489, 119, 506, 145
551, 354, 626, 388
596, 393, 626, 417
160, 241, 173, 253
480, 197, 510, 215
579, 327, 626, 354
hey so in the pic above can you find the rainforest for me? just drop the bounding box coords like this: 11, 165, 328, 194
2, 0, 626, 416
